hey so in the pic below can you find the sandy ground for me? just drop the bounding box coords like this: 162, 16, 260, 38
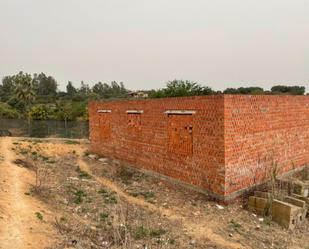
79, 158, 247, 249
0, 137, 308, 249
0, 137, 56, 249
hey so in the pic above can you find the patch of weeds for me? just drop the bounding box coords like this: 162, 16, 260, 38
129, 191, 155, 200
31, 151, 38, 156
132, 225, 149, 240
132, 226, 166, 240
100, 212, 109, 221
101, 168, 108, 177
263, 216, 272, 226
116, 166, 134, 184
74, 190, 87, 204
76, 166, 91, 179
84, 150, 90, 156
86, 197, 93, 203
81, 207, 90, 213
40, 155, 49, 161
230, 219, 242, 232
24, 192, 31, 196
47, 160, 56, 164
65, 140, 80, 145
149, 228, 166, 238
13, 142, 19, 145
20, 149, 28, 155
168, 238, 176, 245
35, 212, 44, 221
98, 188, 118, 204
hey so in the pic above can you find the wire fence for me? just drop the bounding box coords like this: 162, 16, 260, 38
0, 119, 89, 138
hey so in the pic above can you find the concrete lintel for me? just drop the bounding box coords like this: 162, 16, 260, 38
126, 110, 144, 114
164, 110, 196, 115
97, 109, 112, 113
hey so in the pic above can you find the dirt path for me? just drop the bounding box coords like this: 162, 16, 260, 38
0, 137, 56, 249
78, 158, 251, 249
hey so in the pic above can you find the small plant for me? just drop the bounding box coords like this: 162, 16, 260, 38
20, 149, 28, 155
35, 212, 44, 221
129, 191, 155, 200
98, 188, 118, 204
65, 140, 80, 145
84, 150, 90, 156
116, 166, 134, 184
74, 190, 87, 204
100, 212, 109, 221
40, 155, 49, 161
131, 225, 166, 240
149, 228, 166, 238
132, 225, 149, 240
230, 219, 242, 232
76, 166, 91, 179
47, 160, 56, 164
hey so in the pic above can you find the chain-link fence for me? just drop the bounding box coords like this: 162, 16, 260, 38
0, 119, 89, 138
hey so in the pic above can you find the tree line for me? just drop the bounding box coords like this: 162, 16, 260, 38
0, 71, 127, 120
0, 72, 307, 120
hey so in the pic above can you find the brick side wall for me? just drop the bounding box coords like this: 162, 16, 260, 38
224, 95, 309, 195
89, 95, 309, 199
89, 96, 225, 196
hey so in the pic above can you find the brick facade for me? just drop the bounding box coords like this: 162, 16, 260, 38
89, 95, 309, 200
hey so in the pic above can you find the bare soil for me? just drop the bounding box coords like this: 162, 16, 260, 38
0, 137, 308, 249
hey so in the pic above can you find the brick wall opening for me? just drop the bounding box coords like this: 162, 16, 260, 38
99, 113, 111, 139
167, 114, 193, 156
127, 113, 142, 134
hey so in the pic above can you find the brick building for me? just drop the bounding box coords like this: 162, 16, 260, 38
88, 95, 309, 201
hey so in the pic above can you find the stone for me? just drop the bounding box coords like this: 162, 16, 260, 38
190, 240, 197, 245
88, 154, 97, 159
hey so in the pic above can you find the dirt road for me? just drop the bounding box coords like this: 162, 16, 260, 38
0, 137, 56, 249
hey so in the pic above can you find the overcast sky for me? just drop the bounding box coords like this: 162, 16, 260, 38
0, 0, 308, 91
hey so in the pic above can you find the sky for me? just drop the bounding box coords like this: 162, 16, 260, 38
0, 0, 308, 92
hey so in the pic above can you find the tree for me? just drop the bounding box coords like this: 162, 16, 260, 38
223, 87, 264, 95
35, 73, 58, 96
150, 80, 213, 98
66, 81, 77, 96
271, 85, 305, 95
2, 76, 15, 95
79, 81, 90, 95
92, 81, 127, 98
13, 71, 36, 109
92, 82, 106, 96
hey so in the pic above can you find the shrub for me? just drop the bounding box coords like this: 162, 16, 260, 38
0, 102, 21, 118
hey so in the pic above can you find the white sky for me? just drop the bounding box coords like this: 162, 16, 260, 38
0, 0, 308, 91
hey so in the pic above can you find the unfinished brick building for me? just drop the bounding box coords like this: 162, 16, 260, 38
89, 95, 309, 201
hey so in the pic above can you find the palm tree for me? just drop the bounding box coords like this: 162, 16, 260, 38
14, 72, 36, 107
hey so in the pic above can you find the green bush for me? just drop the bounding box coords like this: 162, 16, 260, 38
29, 104, 49, 120
0, 102, 21, 118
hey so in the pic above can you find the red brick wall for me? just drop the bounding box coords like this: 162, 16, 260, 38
224, 95, 309, 195
89, 96, 225, 196
89, 95, 309, 199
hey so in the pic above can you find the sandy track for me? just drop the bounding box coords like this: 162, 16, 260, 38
0, 137, 56, 249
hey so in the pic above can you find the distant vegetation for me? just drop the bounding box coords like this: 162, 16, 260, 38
0, 71, 307, 120
0, 71, 128, 121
